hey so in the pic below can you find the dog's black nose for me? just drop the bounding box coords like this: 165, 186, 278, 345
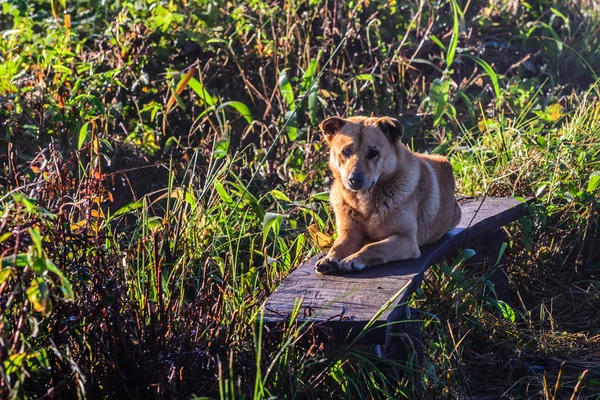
348, 173, 364, 186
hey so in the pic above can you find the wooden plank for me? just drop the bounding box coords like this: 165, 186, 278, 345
264, 197, 529, 343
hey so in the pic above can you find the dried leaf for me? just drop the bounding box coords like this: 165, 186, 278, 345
308, 225, 334, 249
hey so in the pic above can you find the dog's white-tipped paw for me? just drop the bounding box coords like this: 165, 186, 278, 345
338, 256, 366, 272
315, 257, 340, 275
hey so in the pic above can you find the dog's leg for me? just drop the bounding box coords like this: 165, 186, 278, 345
315, 224, 366, 275
337, 234, 421, 272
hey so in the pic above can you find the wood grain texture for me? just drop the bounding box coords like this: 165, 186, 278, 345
264, 197, 530, 343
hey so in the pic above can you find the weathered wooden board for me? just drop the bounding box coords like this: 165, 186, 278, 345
264, 197, 529, 343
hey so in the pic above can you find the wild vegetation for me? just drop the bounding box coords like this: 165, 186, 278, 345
1, 0, 599, 398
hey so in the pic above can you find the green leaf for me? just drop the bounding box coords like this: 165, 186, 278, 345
78, 122, 89, 150
521, 217, 533, 235
184, 191, 196, 207
484, 279, 498, 298
214, 181, 235, 206
163, 136, 179, 153
214, 138, 230, 159
218, 101, 253, 124
496, 300, 516, 322
229, 181, 265, 220
263, 212, 283, 245
446, 0, 460, 68
171, 87, 186, 111
587, 172, 600, 192
410, 58, 445, 74
550, 7, 569, 24
110, 199, 144, 219
0, 267, 15, 283
308, 84, 318, 126
539, 21, 564, 52
152, 5, 175, 32
494, 242, 508, 267
310, 191, 329, 202
88, 95, 105, 114
431, 141, 451, 155
45, 259, 74, 301
270, 190, 292, 203
26, 278, 52, 316
53, 64, 72, 75
28, 228, 43, 255
4, 353, 27, 374
355, 74, 373, 82
301, 53, 320, 92
28, 253, 47, 275
12, 194, 55, 218
284, 110, 298, 141
1, 254, 28, 268
0, 232, 13, 243
146, 216, 162, 231
278, 70, 295, 110
71, 78, 82, 95
188, 77, 216, 107
451, 248, 476, 268
329, 359, 349, 393
463, 55, 501, 102
456, 90, 476, 123
429, 34, 446, 51
429, 78, 451, 126
206, 38, 228, 45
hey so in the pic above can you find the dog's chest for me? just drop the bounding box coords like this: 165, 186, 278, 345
351, 198, 396, 241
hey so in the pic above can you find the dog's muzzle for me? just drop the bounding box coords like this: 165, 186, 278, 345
347, 173, 371, 191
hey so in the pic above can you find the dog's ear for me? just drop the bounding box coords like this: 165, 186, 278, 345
376, 117, 404, 142
320, 117, 345, 141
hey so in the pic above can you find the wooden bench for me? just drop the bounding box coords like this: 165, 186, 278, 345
264, 197, 530, 356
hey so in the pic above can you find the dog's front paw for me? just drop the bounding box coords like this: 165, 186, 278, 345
338, 256, 366, 273
315, 257, 340, 275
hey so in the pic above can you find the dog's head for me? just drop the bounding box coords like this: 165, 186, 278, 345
320, 116, 404, 192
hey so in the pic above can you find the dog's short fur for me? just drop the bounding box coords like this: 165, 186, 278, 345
315, 116, 462, 274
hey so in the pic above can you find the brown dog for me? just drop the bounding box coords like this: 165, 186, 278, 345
315, 116, 462, 274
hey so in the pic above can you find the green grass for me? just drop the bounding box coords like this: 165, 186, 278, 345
1, 0, 600, 398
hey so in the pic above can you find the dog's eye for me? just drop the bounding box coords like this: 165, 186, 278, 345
366, 149, 379, 160
341, 148, 353, 158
